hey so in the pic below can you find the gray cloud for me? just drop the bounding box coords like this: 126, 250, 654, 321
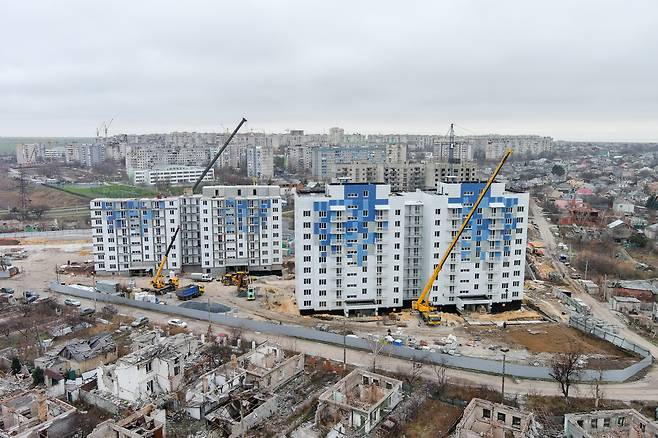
1, 0, 657, 140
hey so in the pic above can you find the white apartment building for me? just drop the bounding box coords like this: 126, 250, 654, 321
65, 143, 105, 167
90, 185, 282, 276
246, 144, 274, 180
328, 127, 345, 145
130, 165, 214, 186
295, 182, 528, 315
332, 161, 478, 192
484, 135, 553, 159
432, 141, 473, 161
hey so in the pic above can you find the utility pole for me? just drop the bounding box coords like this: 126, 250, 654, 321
17, 169, 30, 219
500, 347, 509, 404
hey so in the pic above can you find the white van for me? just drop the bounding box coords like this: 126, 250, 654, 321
190, 273, 214, 282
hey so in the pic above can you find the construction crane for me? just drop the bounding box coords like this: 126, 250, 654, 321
150, 226, 181, 293
412, 148, 513, 324
192, 117, 247, 193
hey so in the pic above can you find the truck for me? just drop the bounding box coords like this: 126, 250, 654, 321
189, 273, 214, 282
176, 284, 205, 301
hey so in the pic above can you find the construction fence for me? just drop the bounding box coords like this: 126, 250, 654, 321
49, 281, 652, 383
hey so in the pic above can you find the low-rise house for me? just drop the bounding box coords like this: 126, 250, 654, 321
453, 398, 536, 438
564, 409, 658, 437
185, 360, 247, 420
645, 223, 658, 240
609, 296, 642, 314
605, 219, 636, 243
88, 404, 166, 438
0, 389, 77, 438
611, 279, 658, 304
97, 333, 200, 402
34, 334, 118, 378
613, 199, 636, 215
315, 369, 402, 435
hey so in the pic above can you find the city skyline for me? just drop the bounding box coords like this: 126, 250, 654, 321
2, 1, 657, 141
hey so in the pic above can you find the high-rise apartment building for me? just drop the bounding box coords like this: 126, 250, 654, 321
311, 145, 388, 180
484, 135, 553, 159
15, 143, 46, 164
294, 182, 528, 315
246, 144, 274, 180
66, 143, 106, 167
332, 161, 478, 192
91, 186, 283, 276
328, 127, 345, 145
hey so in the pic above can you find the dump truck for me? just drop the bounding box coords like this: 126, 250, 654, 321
176, 284, 205, 301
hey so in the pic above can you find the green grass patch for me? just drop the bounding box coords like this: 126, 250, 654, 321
57, 184, 157, 199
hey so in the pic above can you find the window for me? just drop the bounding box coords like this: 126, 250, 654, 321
497, 412, 506, 422
146, 380, 154, 393
303, 300, 311, 306
303, 289, 311, 296
145, 361, 153, 373
482, 408, 491, 419
512, 416, 521, 427
303, 210, 311, 217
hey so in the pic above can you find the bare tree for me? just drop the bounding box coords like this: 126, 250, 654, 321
432, 358, 448, 393
366, 335, 386, 372
549, 348, 584, 403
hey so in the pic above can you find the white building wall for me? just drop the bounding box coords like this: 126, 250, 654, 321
295, 182, 528, 314
91, 186, 282, 275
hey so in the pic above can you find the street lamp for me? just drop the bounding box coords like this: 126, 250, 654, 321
500, 347, 510, 404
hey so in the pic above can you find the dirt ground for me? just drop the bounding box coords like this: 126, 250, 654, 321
0, 172, 86, 210
400, 399, 462, 437
468, 323, 631, 357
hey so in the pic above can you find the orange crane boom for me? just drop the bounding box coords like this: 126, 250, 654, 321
412, 148, 513, 319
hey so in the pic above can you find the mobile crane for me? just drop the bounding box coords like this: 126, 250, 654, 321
150, 226, 181, 293
412, 148, 513, 324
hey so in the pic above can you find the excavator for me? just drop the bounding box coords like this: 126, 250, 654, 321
412, 148, 513, 325
150, 226, 181, 294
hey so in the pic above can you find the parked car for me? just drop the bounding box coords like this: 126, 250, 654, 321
130, 316, 149, 328
23, 291, 39, 303
64, 298, 81, 307
79, 307, 95, 316
0, 287, 14, 294
167, 319, 188, 328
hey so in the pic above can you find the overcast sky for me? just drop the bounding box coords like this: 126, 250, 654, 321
1, 1, 657, 141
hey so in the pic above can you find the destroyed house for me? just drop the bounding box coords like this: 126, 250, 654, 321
564, 409, 658, 438
454, 398, 535, 438
185, 342, 303, 421
237, 342, 305, 391
89, 404, 166, 438
97, 333, 199, 402
35, 334, 118, 377
185, 361, 247, 420
0, 390, 76, 438
315, 369, 402, 435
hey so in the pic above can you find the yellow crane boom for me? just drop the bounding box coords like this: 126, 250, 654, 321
151, 226, 180, 290
412, 148, 513, 316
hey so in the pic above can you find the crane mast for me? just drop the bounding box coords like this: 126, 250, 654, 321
412, 148, 513, 323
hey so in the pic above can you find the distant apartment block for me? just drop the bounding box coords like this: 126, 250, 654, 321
328, 126, 345, 145
311, 145, 388, 180
130, 165, 214, 186
65, 143, 106, 167
332, 161, 478, 191
15, 143, 45, 164
295, 182, 528, 315
484, 135, 553, 159
91, 185, 282, 275
432, 140, 473, 161
247, 144, 274, 180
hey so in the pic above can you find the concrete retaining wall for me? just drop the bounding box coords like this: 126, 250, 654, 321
49, 281, 652, 383
0, 229, 91, 238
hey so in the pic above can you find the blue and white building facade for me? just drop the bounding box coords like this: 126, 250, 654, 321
295, 182, 528, 314
91, 185, 282, 276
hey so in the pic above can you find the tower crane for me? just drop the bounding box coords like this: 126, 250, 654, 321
412, 148, 513, 324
